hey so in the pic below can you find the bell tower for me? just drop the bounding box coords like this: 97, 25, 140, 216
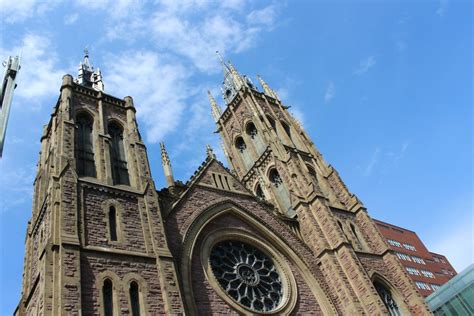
16, 52, 184, 315
209, 57, 431, 315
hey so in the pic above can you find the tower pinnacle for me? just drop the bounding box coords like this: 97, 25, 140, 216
206, 144, 216, 159
257, 75, 279, 100
160, 142, 175, 187
76, 49, 104, 92
208, 90, 222, 122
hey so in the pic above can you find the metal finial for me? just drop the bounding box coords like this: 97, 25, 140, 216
84, 47, 89, 57
216, 50, 225, 64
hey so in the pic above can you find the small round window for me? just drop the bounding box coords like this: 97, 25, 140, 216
210, 240, 283, 312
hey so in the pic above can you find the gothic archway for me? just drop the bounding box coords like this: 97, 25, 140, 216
179, 201, 337, 315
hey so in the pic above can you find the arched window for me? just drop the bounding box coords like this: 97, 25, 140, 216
374, 281, 401, 316
129, 281, 140, 316
269, 168, 293, 216
109, 122, 130, 185
307, 165, 318, 183
337, 221, 345, 233
235, 136, 253, 170
103, 279, 114, 316
255, 184, 265, 201
269, 169, 283, 187
75, 113, 96, 177
266, 115, 276, 130
281, 121, 291, 138
246, 122, 266, 155
109, 206, 118, 241
350, 223, 363, 247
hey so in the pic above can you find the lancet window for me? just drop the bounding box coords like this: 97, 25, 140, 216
75, 113, 96, 177
109, 122, 130, 185
129, 281, 140, 316
103, 279, 114, 316
235, 136, 253, 170
246, 122, 266, 155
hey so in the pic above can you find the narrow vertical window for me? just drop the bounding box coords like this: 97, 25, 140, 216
307, 165, 318, 183
255, 184, 265, 200
374, 281, 401, 316
235, 136, 253, 170
129, 281, 140, 316
350, 224, 362, 244
269, 168, 293, 216
75, 113, 96, 177
109, 206, 117, 241
266, 115, 276, 130
109, 122, 130, 185
280, 121, 292, 145
246, 122, 266, 155
103, 279, 114, 316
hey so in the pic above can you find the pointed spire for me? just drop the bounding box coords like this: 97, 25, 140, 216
257, 75, 279, 100
208, 90, 222, 122
83, 47, 92, 70
160, 142, 175, 187
206, 144, 216, 159
76, 48, 104, 92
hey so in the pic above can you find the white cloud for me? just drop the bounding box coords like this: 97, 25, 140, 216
64, 13, 79, 25
104, 51, 191, 143
0, 0, 59, 23
436, 0, 448, 17
0, 34, 66, 102
247, 5, 278, 27
354, 56, 376, 75
324, 81, 335, 103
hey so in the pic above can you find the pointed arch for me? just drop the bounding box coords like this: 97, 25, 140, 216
245, 121, 266, 155
234, 135, 253, 170
370, 272, 410, 316
108, 121, 130, 185
75, 111, 96, 177
96, 271, 120, 316
268, 167, 293, 216
179, 200, 337, 315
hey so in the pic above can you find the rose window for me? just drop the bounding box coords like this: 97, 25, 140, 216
210, 240, 283, 312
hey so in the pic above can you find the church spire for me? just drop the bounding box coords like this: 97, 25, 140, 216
208, 90, 222, 122
76, 48, 104, 92
257, 75, 279, 100
160, 142, 175, 187
216, 51, 243, 104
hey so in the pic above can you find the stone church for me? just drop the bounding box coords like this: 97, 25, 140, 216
15, 52, 432, 315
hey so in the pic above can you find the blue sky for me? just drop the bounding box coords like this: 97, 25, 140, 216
0, 0, 472, 312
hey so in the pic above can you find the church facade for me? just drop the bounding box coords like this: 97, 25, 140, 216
15, 54, 432, 315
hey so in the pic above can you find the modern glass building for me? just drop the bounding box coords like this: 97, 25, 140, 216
426, 264, 474, 315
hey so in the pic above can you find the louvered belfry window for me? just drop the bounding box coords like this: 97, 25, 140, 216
109, 122, 130, 185
75, 113, 96, 177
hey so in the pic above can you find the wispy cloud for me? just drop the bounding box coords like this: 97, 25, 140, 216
105, 50, 191, 143
362, 141, 411, 176
436, 0, 449, 17
324, 81, 335, 104
354, 56, 376, 75
64, 13, 79, 25
364, 147, 381, 176
0, 0, 59, 23
0, 34, 66, 103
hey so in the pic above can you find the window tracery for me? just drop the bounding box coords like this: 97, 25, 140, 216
374, 281, 401, 316
75, 112, 96, 177
210, 240, 283, 313
109, 122, 129, 185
